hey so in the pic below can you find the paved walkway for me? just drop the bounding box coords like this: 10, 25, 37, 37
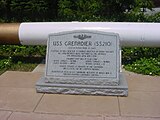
0, 64, 160, 120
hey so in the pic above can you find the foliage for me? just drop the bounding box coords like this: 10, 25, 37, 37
124, 57, 160, 75
0, 0, 155, 22
146, 12, 160, 22
10, 0, 48, 21
58, 0, 154, 21
101, 0, 135, 21
0, 45, 46, 57
58, 0, 105, 21
0, 45, 46, 73
0, 0, 58, 22
58, 0, 139, 21
122, 48, 160, 75
0, 58, 12, 69
122, 47, 160, 64
124, 0, 154, 22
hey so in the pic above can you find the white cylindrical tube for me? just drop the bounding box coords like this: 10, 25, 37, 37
17, 22, 160, 47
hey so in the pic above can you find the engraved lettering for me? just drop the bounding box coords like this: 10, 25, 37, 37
53, 41, 62, 46
47, 32, 119, 79
64, 41, 92, 46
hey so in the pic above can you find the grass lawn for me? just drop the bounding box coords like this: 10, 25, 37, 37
0, 63, 38, 75
0, 56, 44, 75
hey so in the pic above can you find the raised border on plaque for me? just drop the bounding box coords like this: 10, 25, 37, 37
45, 30, 120, 86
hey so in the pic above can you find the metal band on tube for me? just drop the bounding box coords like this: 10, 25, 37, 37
0, 23, 20, 44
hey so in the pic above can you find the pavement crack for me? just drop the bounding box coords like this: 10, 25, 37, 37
7, 111, 13, 120
117, 97, 121, 116
33, 93, 44, 112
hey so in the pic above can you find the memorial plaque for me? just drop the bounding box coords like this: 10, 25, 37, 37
45, 31, 119, 86
36, 30, 128, 96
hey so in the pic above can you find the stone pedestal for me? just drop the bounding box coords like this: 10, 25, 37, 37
36, 30, 128, 96
36, 72, 128, 96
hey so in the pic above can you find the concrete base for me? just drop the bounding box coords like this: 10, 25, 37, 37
36, 73, 128, 96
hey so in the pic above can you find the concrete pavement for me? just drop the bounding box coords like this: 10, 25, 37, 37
0, 64, 160, 120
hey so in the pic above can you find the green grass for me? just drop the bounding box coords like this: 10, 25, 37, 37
122, 47, 160, 76
0, 63, 38, 75
0, 56, 44, 75
124, 57, 160, 76
9, 63, 38, 71
0, 69, 6, 75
